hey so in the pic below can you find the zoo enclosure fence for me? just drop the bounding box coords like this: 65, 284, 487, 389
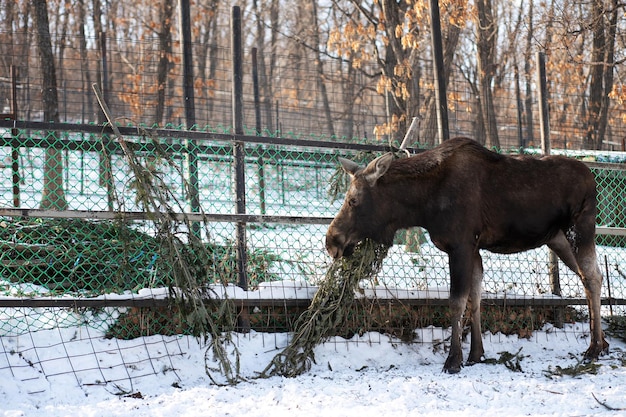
0, 120, 625, 388
0, 120, 625, 310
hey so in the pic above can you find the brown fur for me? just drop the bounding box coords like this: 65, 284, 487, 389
326, 137, 608, 373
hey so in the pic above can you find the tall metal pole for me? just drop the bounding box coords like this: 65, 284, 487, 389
10, 65, 20, 208
179, 0, 200, 236
252, 48, 267, 216
232, 6, 248, 293
98, 31, 109, 124
179, 0, 196, 128
429, 0, 449, 143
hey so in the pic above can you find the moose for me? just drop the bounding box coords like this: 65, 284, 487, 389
326, 137, 608, 373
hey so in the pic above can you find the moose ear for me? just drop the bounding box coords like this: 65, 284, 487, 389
338, 157, 361, 176
362, 153, 394, 185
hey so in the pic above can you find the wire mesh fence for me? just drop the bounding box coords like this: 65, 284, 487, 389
0, 120, 625, 387
0, 123, 624, 305
2, 1, 626, 387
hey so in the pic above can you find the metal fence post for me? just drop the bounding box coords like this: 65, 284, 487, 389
10, 65, 20, 208
232, 5, 249, 293
179, 0, 201, 238
252, 47, 267, 216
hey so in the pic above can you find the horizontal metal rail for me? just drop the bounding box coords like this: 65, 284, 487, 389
0, 119, 421, 154
0, 208, 334, 225
0, 209, 623, 236
0, 295, 622, 309
597, 226, 626, 236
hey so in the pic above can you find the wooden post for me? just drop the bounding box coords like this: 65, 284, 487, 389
536, 52, 550, 155
514, 63, 524, 149
536, 51, 563, 327
97, 32, 114, 212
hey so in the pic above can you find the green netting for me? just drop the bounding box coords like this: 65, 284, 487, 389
594, 166, 626, 246
1, 125, 626, 337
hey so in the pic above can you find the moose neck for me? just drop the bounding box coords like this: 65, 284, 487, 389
375, 155, 450, 237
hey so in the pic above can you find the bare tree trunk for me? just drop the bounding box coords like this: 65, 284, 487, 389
598, 0, 617, 146
380, 0, 406, 141
476, 0, 499, 148
197, 0, 219, 122
20, 1, 31, 120
252, 0, 270, 131
421, 21, 463, 146
344, 59, 356, 139
585, 0, 606, 149
155, 0, 174, 126
310, 0, 335, 137
57, 0, 70, 122
33, 0, 67, 210
584, 0, 617, 149
3, 0, 15, 72
92, 0, 104, 122
269, 0, 279, 132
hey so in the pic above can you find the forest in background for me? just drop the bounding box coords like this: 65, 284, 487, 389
1, 0, 626, 150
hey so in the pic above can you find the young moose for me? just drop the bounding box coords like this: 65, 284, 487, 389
325, 137, 608, 373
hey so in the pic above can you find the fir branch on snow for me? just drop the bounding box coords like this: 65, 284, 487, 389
482, 347, 526, 372
543, 358, 602, 379
93, 84, 242, 385
259, 239, 390, 378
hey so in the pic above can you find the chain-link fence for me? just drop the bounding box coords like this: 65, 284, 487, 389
2, 2, 626, 387
0, 120, 625, 387
0, 121, 625, 313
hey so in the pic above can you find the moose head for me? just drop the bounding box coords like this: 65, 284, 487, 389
325, 153, 396, 259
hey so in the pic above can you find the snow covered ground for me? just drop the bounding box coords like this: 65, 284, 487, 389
2, 322, 626, 416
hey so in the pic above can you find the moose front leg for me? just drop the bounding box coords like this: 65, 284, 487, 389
466, 253, 485, 365
443, 249, 474, 374
444, 296, 467, 373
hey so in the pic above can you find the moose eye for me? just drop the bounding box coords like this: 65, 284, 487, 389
348, 197, 358, 207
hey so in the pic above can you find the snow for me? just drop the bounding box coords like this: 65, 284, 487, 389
2, 322, 626, 416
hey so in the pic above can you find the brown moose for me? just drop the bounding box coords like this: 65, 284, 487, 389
325, 137, 608, 373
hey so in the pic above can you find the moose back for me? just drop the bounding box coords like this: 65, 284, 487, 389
325, 137, 608, 373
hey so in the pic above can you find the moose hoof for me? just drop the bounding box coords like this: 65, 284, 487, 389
443, 363, 462, 374
583, 339, 610, 363
443, 355, 463, 374
465, 358, 482, 367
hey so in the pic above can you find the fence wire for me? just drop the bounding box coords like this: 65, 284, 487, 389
0, 123, 625, 387
0, 124, 624, 303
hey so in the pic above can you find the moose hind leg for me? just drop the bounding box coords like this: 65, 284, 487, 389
548, 229, 609, 361
576, 245, 609, 360
552, 226, 608, 360
443, 249, 474, 374
466, 253, 484, 365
